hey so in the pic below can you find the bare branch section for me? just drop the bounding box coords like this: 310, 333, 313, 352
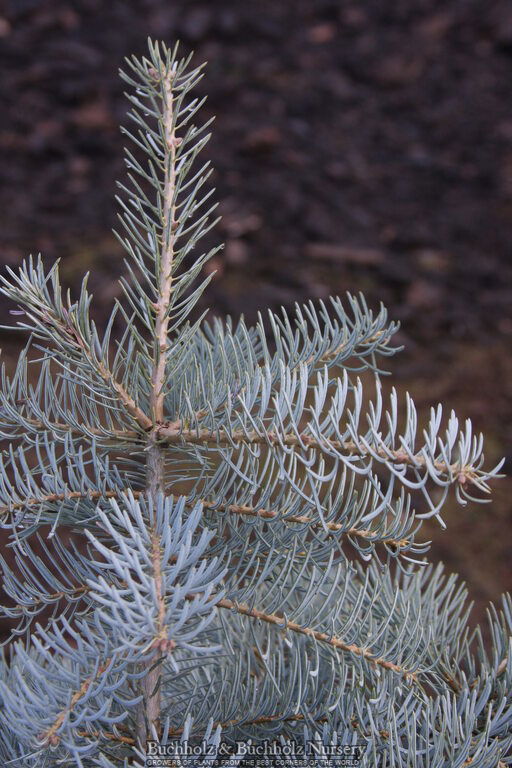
137, 505, 167, 742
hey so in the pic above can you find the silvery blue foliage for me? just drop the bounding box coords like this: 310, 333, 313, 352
0, 39, 509, 767
84, 495, 227, 657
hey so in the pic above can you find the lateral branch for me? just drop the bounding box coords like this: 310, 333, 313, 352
155, 423, 477, 484
0, 489, 410, 551
38, 593, 416, 747
216, 597, 417, 682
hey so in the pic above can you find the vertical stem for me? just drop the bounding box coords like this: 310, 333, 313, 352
137, 60, 177, 748
137, 439, 166, 745
151, 64, 177, 427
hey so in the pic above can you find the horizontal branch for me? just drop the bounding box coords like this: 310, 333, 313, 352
0, 489, 124, 520
11, 572, 485, 698
216, 598, 417, 681
32, 587, 416, 749
0, 413, 139, 442
0, 489, 409, 552
1, 412, 486, 491
36, 577, 488, 749
155, 423, 472, 482
204, 499, 409, 550
38, 614, 335, 750
76, 711, 327, 746
167, 710, 326, 739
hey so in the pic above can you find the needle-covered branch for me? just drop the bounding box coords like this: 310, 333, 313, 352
154, 385, 503, 520
116, 40, 221, 374
0, 259, 152, 432
216, 597, 417, 681
0, 38, 510, 767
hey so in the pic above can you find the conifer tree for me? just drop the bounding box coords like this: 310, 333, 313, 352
0, 39, 510, 767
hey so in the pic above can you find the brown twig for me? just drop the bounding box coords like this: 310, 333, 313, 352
215, 597, 417, 682
155, 423, 473, 482
0, 489, 410, 552
42, 659, 113, 747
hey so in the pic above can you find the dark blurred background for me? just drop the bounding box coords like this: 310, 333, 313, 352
0, 0, 511, 628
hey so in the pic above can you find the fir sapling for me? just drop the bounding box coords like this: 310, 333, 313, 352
0, 38, 509, 768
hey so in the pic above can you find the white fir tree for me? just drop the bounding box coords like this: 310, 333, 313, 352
0, 40, 510, 767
